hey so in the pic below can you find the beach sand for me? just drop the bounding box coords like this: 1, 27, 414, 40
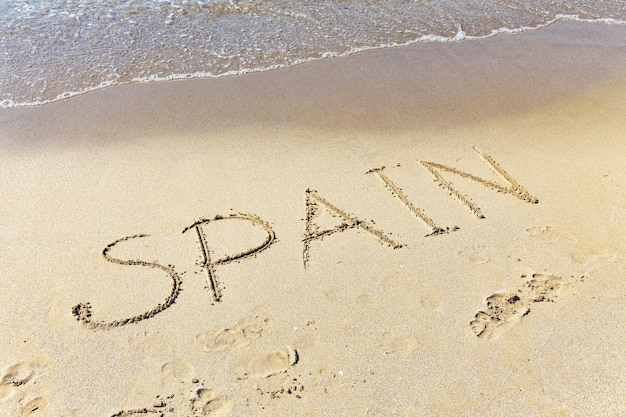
1, 20, 625, 416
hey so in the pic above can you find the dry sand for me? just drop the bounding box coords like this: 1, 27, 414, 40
1, 20, 625, 416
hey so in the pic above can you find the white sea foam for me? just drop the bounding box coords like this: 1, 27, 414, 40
1, 0, 625, 108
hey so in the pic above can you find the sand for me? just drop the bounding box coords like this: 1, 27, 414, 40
1, 20, 625, 417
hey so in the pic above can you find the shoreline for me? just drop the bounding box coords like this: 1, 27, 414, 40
3, 20, 626, 154
2, 16, 625, 110
1, 19, 625, 416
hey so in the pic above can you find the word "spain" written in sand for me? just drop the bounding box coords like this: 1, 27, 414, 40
72, 148, 538, 330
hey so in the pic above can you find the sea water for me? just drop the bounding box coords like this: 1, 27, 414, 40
1, 0, 625, 108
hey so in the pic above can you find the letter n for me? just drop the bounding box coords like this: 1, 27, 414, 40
420, 147, 538, 219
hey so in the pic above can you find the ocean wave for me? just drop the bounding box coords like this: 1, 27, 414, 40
1, 0, 625, 108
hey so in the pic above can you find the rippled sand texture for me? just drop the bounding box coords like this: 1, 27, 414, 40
1, 20, 626, 417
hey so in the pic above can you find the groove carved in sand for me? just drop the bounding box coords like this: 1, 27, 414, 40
303, 189, 402, 268
367, 166, 458, 236
110, 408, 164, 417
72, 234, 182, 330
421, 147, 538, 219
182, 213, 276, 302
470, 273, 566, 339
73, 214, 275, 330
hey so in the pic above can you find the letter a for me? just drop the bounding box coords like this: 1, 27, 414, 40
303, 189, 402, 268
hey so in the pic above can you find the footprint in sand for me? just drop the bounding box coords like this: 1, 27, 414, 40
195, 312, 272, 352
0, 360, 47, 416
113, 348, 298, 417
526, 226, 617, 269
520, 273, 567, 302
111, 386, 233, 417
470, 293, 529, 340
190, 388, 234, 417
570, 247, 616, 265
380, 332, 420, 359
243, 346, 299, 380
456, 247, 490, 264
470, 274, 567, 340
525, 225, 577, 243
237, 346, 304, 402
20, 397, 47, 416
0, 362, 37, 397
160, 361, 197, 383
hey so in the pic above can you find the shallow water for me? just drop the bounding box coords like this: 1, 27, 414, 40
1, 0, 625, 107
